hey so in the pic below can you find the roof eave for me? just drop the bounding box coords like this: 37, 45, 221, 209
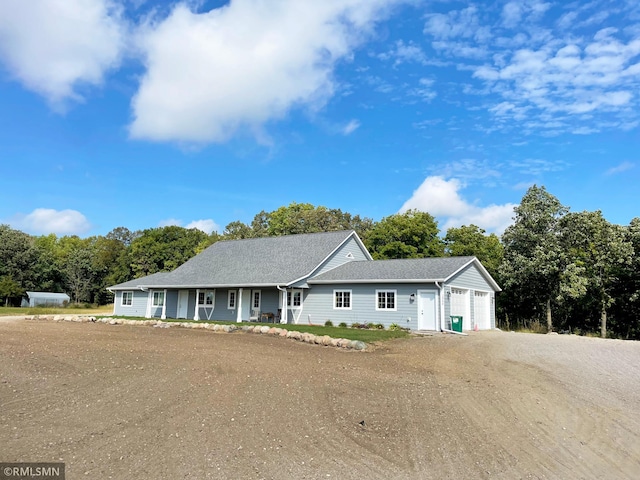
308, 278, 446, 284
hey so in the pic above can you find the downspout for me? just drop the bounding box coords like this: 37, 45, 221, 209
435, 282, 444, 332
436, 281, 467, 336
277, 285, 287, 324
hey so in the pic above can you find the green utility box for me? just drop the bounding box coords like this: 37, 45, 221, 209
450, 316, 463, 332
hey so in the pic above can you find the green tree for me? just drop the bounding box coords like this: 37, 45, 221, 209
0, 224, 39, 290
365, 209, 444, 259
610, 218, 640, 339
249, 202, 374, 238
31, 234, 65, 292
65, 244, 96, 303
444, 225, 503, 278
560, 211, 633, 338
128, 226, 208, 278
223, 221, 254, 240
499, 186, 568, 331
0, 276, 24, 306
106, 226, 139, 247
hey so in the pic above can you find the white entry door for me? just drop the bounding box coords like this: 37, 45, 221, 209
418, 290, 437, 331
177, 290, 189, 319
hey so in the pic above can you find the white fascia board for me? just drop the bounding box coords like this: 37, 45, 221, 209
119, 283, 287, 290
308, 278, 446, 285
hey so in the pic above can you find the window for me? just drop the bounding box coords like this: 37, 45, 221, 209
334, 290, 351, 310
287, 290, 302, 308
122, 291, 133, 306
152, 291, 165, 307
252, 290, 261, 309
228, 290, 236, 309
376, 290, 396, 311
198, 290, 215, 306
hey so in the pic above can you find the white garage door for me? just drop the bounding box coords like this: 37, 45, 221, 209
474, 291, 491, 330
450, 288, 469, 330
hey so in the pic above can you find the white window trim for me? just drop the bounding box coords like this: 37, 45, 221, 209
287, 289, 303, 309
121, 291, 133, 307
252, 290, 261, 310
227, 290, 237, 309
152, 291, 165, 307
375, 289, 397, 311
198, 289, 216, 308
333, 289, 352, 310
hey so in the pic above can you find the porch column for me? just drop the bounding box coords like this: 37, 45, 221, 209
280, 289, 288, 324
194, 289, 200, 321
237, 288, 243, 323
145, 290, 152, 319
161, 289, 167, 319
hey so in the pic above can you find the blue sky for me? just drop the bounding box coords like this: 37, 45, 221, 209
0, 0, 638, 237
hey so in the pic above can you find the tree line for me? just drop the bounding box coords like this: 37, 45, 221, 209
1, 190, 638, 339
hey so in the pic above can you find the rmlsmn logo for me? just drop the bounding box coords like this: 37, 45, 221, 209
0, 463, 65, 480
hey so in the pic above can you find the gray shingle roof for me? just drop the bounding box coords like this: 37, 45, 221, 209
109, 230, 358, 290
309, 256, 487, 284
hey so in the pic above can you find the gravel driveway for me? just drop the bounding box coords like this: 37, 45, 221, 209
1, 320, 639, 479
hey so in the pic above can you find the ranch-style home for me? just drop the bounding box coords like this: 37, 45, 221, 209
108, 230, 500, 332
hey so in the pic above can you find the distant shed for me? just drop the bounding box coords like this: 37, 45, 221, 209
21, 291, 70, 308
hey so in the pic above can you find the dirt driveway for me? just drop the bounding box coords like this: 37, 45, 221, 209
1, 320, 639, 479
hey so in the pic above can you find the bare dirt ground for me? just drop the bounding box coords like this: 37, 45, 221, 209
1, 320, 639, 479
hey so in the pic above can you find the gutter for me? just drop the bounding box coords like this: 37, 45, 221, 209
435, 281, 467, 336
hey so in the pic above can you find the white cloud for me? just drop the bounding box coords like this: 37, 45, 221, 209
378, 40, 427, 66
342, 119, 361, 135
605, 161, 634, 175
185, 219, 219, 234
158, 218, 182, 228
10, 208, 92, 235
130, 0, 404, 143
399, 176, 516, 234
159, 218, 219, 234
0, 0, 127, 110
423, 1, 640, 135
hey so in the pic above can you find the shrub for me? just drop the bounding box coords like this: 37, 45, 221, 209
366, 322, 377, 330
351, 322, 368, 329
376, 323, 385, 330
338, 322, 347, 328
324, 320, 334, 327
389, 323, 401, 331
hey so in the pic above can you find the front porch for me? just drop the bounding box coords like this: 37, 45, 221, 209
138, 286, 305, 324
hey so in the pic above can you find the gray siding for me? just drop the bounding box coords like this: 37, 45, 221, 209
313, 237, 370, 277
300, 283, 437, 330
448, 264, 494, 291
443, 264, 496, 330
113, 290, 148, 317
